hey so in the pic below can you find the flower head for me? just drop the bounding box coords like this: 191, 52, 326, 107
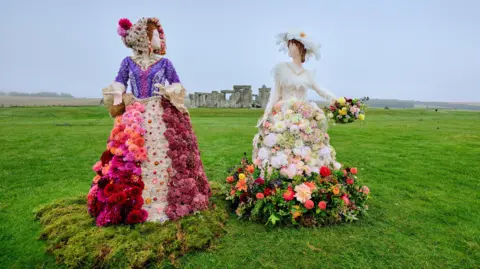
264, 187, 274, 197
350, 167, 358, 175
318, 201, 327, 210
283, 186, 295, 201
264, 133, 278, 148
254, 177, 265, 185
304, 181, 316, 191
126, 209, 148, 224
332, 186, 340, 196
256, 193, 265, 200
235, 178, 247, 192
362, 186, 370, 195
320, 166, 331, 177
118, 18, 132, 30
294, 183, 312, 203
304, 199, 314, 209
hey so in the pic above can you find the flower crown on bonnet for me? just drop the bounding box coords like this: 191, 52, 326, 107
275, 31, 321, 61
117, 17, 166, 55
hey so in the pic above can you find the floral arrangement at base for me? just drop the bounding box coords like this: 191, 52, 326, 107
88, 102, 149, 226
224, 154, 370, 227
326, 97, 368, 124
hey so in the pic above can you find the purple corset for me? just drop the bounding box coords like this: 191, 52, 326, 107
114, 56, 181, 99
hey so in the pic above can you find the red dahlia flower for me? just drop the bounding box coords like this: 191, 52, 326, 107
320, 166, 331, 177
118, 18, 132, 30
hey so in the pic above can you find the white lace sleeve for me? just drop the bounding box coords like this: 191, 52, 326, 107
256, 63, 284, 127
308, 71, 336, 103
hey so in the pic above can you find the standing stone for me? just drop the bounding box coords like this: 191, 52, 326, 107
233, 85, 252, 108
186, 94, 193, 108
221, 90, 234, 108
258, 85, 271, 108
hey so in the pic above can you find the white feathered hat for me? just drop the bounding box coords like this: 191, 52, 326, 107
275, 30, 321, 61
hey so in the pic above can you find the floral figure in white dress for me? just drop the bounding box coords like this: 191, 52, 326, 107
225, 31, 370, 226
253, 31, 341, 178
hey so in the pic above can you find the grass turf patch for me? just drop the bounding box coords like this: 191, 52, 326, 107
1, 107, 479, 268
33, 183, 228, 268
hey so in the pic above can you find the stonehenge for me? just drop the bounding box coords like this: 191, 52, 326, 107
187, 85, 271, 108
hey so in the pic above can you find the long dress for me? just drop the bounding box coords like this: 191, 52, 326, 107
87, 56, 211, 226
252, 62, 341, 178
226, 62, 369, 226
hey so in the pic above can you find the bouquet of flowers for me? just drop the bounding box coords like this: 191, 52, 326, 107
224, 154, 370, 227
326, 97, 368, 124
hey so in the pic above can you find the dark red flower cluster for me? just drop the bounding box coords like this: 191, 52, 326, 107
160, 97, 211, 220
118, 18, 132, 30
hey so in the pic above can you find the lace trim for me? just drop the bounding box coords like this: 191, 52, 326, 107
130, 54, 163, 70
286, 62, 306, 76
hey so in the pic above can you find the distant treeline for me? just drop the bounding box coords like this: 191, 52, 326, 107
315, 98, 480, 111
364, 99, 480, 110
0, 91, 74, 98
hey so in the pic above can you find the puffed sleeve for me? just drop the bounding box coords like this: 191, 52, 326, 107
102, 57, 130, 115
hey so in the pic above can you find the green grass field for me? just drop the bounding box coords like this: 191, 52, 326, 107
0, 106, 479, 268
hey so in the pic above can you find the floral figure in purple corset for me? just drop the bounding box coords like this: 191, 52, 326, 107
87, 17, 211, 226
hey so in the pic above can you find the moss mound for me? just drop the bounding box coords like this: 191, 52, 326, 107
34, 187, 228, 268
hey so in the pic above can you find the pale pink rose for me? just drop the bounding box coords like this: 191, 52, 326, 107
271, 149, 277, 153
274, 102, 282, 111
295, 161, 305, 170
286, 164, 298, 178
362, 186, 370, 195
304, 166, 312, 176
280, 167, 288, 177
341, 194, 350, 205
294, 183, 312, 203
254, 159, 262, 166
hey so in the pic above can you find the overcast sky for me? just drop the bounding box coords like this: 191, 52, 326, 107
0, 0, 478, 102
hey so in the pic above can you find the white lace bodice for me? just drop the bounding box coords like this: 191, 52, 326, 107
256, 62, 336, 127
274, 62, 314, 101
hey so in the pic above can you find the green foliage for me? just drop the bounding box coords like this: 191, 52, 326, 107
33, 195, 227, 268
